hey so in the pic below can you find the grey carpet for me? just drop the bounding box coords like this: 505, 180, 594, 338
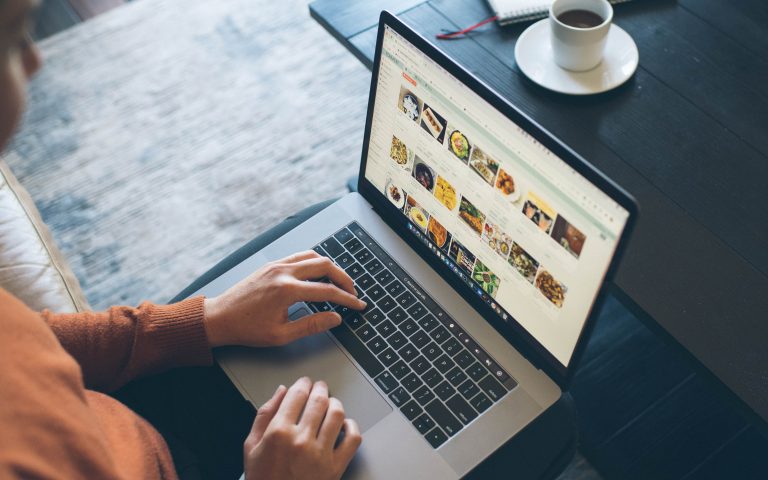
9, 0, 370, 308
7, 0, 599, 477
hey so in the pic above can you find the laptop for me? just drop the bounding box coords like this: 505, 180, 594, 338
194, 11, 637, 479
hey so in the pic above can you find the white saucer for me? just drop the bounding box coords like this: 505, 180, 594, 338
514, 19, 639, 95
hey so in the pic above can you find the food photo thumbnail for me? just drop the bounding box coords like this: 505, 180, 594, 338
405, 194, 430, 232
390, 135, 413, 170
398, 86, 422, 122
420, 104, 447, 144
446, 125, 472, 164
412, 157, 436, 193
459, 195, 486, 235
550, 215, 587, 259
469, 146, 500, 186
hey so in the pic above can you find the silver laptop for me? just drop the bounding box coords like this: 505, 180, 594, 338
194, 12, 636, 479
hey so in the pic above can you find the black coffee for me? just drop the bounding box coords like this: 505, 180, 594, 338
557, 9, 604, 28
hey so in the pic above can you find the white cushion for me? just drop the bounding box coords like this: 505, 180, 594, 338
0, 156, 90, 313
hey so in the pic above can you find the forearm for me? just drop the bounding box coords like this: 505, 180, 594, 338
42, 296, 213, 392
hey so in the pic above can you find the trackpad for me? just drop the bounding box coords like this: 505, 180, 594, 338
216, 315, 392, 433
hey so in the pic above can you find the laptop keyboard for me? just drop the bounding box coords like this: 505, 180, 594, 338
308, 222, 518, 449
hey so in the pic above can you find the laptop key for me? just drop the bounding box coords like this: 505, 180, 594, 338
478, 376, 506, 402
378, 348, 398, 367
364, 308, 385, 326
417, 314, 439, 332
335, 251, 355, 269
410, 355, 430, 375
390, 360, 411, 379
422, 368, 443, 388
467, 362, 487, 382
446, 366, 468, 386
413, 414, 436, 435
413, 385, 436, 406
388, 331, 407, 350
423, 342, 442, 361
446, 394, 478, 425
455, 350, 474, 369
398, 343, 419, 362
313, 245, 328, 257
374, 269, 394, 287
388, 306, 408, 324
458, 379, 480, 400
385, 280, 406, 298
367, 284, 386, 302
425, 427, 448, 448
343, 313, 365, 330
400, 400, 423, 421
355, 273, 376, 291
329, 324, 384, 378
425, 400, 462, 437
344, 262, 365, 280
353, 248, 373, 265
309, 302, 332, 313
397, 291, 417, 309
470, 392, 492, 413
320, 237, 345, 258
443, 338, 461, 356
388, 386, 411, 407
375, 319, 396, 338
399, 318, 418, 336
345, 237, 363, 254
374, 371, 398, 394
356, 325, 375, 343
407, 302, 427, 320
434, 354, 456, 374
333, 228, 354, 245
367, 336, 387, 354
430, 325, 451, 344
402, 373, 423, 393
364, 258, 384, 275
410, 330, 430, 348
378, 295, 397, 313
435, 381, 456, 401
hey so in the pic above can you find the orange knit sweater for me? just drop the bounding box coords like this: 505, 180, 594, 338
0, 288, 213, 479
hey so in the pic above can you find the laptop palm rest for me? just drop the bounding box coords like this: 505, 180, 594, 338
217, 305, 392, 433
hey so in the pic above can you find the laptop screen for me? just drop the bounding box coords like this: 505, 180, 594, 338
362, 25, 630, 368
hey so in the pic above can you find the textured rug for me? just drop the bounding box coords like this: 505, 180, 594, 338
7, 0, 598, 477
8, 0, 371, 308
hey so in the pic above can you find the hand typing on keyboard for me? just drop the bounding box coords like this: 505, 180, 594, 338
203, 250, 366, 347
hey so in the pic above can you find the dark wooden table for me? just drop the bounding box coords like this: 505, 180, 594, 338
308, 0, 768, 433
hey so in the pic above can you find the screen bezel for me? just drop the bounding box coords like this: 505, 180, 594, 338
357, 11, 638, 389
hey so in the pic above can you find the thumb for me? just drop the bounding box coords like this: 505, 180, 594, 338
281, 311, 342, 344
249, 385, 287, 445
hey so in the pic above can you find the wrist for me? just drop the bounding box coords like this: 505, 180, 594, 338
203, 297, 227, 348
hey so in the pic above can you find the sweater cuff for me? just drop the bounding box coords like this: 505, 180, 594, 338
146, 296, 213, 368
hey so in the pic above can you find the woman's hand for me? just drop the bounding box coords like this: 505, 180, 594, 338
244, 378, 362, 480
203, 251, 365, 348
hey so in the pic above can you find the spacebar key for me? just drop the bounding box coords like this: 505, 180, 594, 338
330, 324, 385, 378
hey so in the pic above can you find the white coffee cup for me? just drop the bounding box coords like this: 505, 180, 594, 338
550, 0, 613, 72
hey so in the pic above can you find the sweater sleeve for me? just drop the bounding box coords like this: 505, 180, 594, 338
41, 296, 213, 392
0, 290, 120, 479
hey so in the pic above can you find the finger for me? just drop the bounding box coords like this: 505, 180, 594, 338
291, 257, 357, 295
289, 280, 365, 310
249, 384, 288, 444
298, 381, 330, 436
333, 419, 363, 470
277, 250, 322, 265
279, 311, 342, 344
275, 377, 313, 424
318, 397, 346, 447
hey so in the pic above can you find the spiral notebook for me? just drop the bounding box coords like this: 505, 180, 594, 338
488, 0, 633, 25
